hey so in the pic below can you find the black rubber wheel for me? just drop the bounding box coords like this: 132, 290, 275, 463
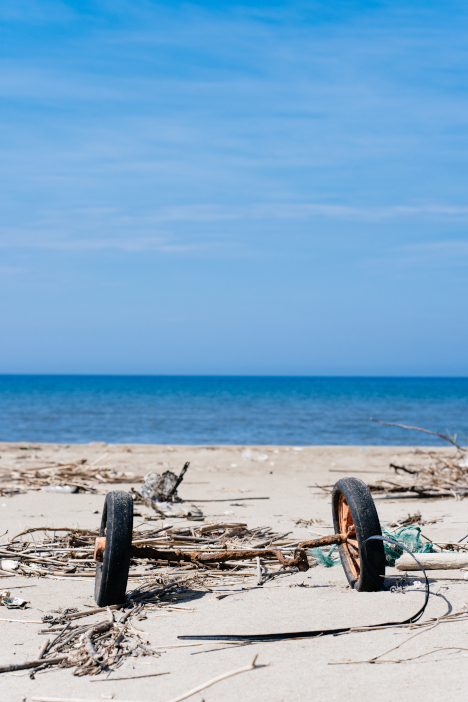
331, 477, 385, 592
94, 491, 133, 607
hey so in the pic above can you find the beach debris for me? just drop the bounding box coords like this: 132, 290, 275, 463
241, 450, 268, 462
381, 526, 436, 566
0, 558, 19, 572
0, 655, 67, 675
386, 511, 443, 528
137, 463, 202, 517
0, 578, 202, 679
0, 520, 310, 582
42, 608, 79, 625
365, 451, 468, 498
0, 454, 135, 496
140, 463, 189, 503
396, 552, 468, 570
294, 517, 325, 527
359, 420, 468, 498
1, 603, 157, 678
317, 427, 468, 500
308, 545, 341, 567
0, 590, 28, 608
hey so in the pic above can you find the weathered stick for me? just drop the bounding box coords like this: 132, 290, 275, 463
396, 553, 468, 570
61, 604, 122, 620
90, 671, 170, 682
11, 527, 98, 541
38, 638, 50, 659
0, 656, 67, 674
164, 654, 266, 702
256, 557, 262, 585
370, 419, 462, 450
167, 462, 190, 499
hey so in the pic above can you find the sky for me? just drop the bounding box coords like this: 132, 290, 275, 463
1, 0, 468, 376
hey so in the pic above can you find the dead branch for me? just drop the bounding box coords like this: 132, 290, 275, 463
163, 654, 267, 702
370, 418, 462, 449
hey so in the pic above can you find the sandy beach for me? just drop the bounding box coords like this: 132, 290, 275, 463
1, 442, 467, 702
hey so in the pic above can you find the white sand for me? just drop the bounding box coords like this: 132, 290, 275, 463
1, 442, 467, 702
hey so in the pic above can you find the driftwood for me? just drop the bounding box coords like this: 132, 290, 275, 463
0, 453, 135, 496
396, 553, 468, 570
359, 420, 468, 499
370, 419, 462, 450
365, 483, 468, 498
0, 656, 68, 674
164, 654, 266, 702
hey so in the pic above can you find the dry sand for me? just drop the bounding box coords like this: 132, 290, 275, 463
1, 442, 467, 702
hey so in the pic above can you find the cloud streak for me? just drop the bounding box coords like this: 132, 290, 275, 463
2, 200, 468, 244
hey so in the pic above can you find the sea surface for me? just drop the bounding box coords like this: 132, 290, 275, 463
0, 375, 467, 446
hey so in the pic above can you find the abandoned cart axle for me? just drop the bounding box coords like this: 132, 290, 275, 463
93, 478, 386, 607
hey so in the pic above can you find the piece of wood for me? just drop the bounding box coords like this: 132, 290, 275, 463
38, 638, 50, 659
0, 655, 67, 674
164, 654, 266, 702
90, 671, 170, 682
396, 553, 468, 570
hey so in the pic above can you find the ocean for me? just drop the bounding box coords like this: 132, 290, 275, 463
0, 375, 466, 446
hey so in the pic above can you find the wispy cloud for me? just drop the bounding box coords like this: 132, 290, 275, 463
1, 201, 468, 254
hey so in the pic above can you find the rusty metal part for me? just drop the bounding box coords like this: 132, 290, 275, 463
296, 534, 348, 549
93, 537, 106, 563
130, 534, 346, 572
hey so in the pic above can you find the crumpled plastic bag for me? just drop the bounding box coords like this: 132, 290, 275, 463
0, 590, 28, 608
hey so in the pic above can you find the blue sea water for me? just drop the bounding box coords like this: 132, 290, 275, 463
0, 376, 466, 446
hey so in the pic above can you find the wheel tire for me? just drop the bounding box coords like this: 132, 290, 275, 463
331, 477, 385, 592
95, 491, 133, 607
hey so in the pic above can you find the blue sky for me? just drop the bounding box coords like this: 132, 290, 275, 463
1, 0, 468, 375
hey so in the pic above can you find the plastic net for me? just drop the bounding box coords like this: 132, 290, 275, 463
308, 526, 435, 568
382, 526, 435, 566
308, 545, 341, 567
